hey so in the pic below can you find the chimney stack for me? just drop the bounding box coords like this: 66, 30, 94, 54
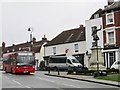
42, 35, 47, 42
108, 0, 114, 5
2, 42, 5, 53
80, 24, 84, 28
33, 37, 36, 44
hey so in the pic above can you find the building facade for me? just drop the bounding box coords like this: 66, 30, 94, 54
102, 1, 120, 68
0, 47, 3, 69
44, 25, 86, 67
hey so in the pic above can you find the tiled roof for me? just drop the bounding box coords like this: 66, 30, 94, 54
45, 26, 85, 46
103, 1, 120, 12
3, 39, 47, 53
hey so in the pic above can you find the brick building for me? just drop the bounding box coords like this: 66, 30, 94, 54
102, 0, 120, 68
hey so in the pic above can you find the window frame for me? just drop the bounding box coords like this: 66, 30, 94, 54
94, 14, 99, 19
53, 47, 56, 55
74, 43, 79, 52
106, 29, 116, 45
106, 12, 114, 25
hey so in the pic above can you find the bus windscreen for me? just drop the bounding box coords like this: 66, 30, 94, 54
17, 56, 34, 66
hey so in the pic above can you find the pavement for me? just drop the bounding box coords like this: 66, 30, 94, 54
45, 71, 120, 87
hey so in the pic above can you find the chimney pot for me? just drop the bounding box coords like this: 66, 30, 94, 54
108, 0, 114, 5
80, 25, 84, 28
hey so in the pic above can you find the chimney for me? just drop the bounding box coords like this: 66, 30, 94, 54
12, 44, 15, 46
108, 0, 114, 5
42, 35, 47, 42
80, 24, 84, 28
2, 42, 5, 53
2, 42, 5, 48
33, 37, 36, 44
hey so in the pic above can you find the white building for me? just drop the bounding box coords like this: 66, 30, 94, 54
44, 25, 86, 67
0, 47, 3, 70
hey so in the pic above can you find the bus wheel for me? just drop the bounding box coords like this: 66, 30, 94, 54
5, 67, 8, 73
11, 68, 13, 74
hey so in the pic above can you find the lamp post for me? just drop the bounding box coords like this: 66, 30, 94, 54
28, 27, 33, 51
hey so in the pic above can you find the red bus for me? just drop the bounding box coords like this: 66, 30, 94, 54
3, 51, 35, 74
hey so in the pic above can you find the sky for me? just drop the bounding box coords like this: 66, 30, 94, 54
0, 0, 118, 47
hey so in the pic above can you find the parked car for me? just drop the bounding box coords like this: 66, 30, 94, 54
110, 61, 120, 71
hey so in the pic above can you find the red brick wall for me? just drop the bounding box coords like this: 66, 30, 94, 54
102, 11, 120, 47
103, 31, 106, 44
114, 11, 120, 27
102, 15, 105, 29
116, 28, 120, 46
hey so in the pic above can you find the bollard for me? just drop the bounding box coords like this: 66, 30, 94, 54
58, 68, 60, 75
48, 67, 50, 74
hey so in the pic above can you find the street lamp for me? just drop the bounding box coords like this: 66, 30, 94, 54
28, 27, 33, 51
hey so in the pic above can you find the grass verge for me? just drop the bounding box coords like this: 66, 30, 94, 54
96, 74, 120, 82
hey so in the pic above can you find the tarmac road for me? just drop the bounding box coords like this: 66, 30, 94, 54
1, 71, 119, 90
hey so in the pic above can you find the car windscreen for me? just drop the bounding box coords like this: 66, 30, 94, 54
17, 56, 34, 66
71, 59, 79, 63
49, 57, 66, 63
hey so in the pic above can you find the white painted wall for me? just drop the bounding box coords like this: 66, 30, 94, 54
85, 18, 103, 52
35, 42, 47, 70
85, 17, 103, 67
35, 53, 40, 70
44, 41, 86, 57
118, 47, 120, 61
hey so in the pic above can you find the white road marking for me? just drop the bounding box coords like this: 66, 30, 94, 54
3, 76, 10, 80
3, 74, 33, 89
62, 83, 81, 88
25, 85, 31, 88
12, 80, 22, 85
8, 73, 12, 75
56, 88, 65, 90
36, 77, 56, 83
35, 76, 81, 88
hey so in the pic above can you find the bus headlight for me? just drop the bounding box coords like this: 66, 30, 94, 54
32, 66, 35, 69
16, 67, 19, 69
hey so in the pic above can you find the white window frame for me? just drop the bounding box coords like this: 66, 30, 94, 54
106, 12, 114, 25
19, 48, 21, 50
7, 50, 9, 53
53, 47, 56, 55
94, 14, 99, 19
106, 29, 116, 45
74, 43, 79, 52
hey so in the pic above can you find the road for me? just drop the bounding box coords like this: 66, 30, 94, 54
1, 71, 119, 90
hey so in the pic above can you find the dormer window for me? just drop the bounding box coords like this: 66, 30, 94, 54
7, 50, 9, 53
106, 12, 114, 25
19, 48, 22, 50
12, 49, 15, 52
94, 14, 99, 19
